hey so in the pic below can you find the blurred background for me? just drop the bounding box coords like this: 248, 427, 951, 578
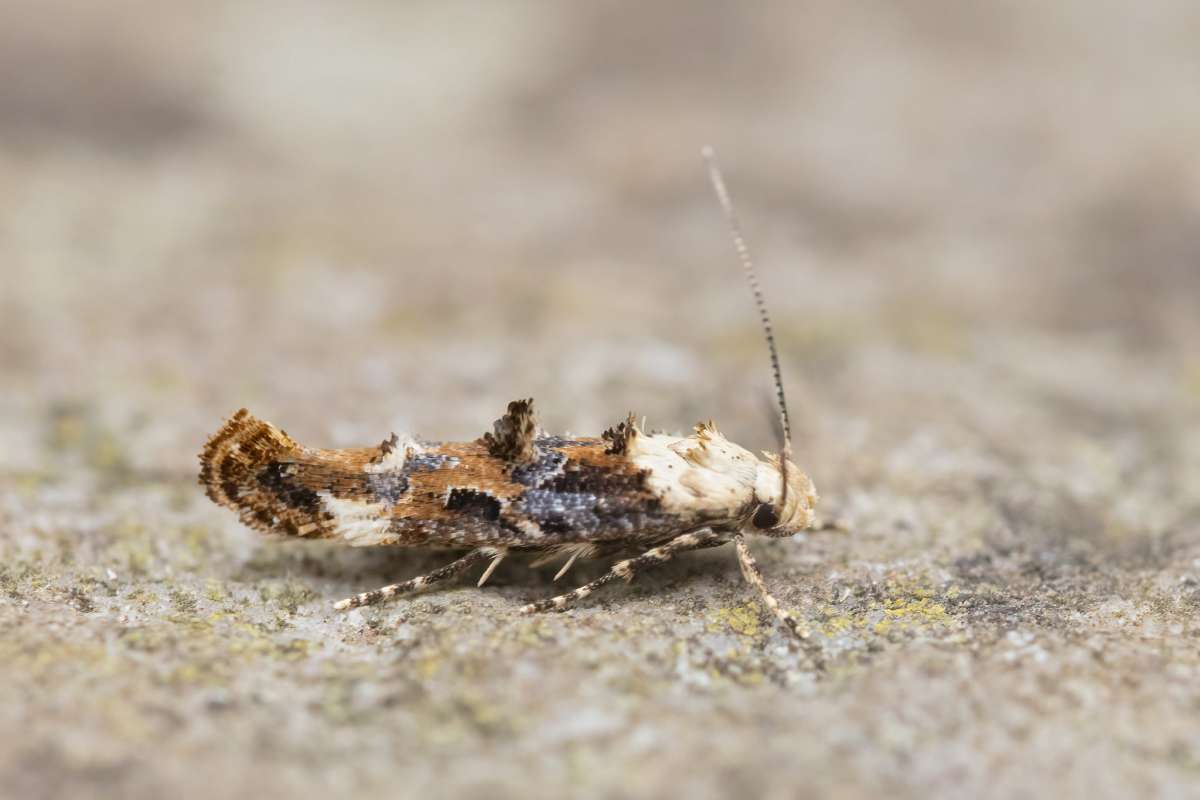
2, 2, 1199, 799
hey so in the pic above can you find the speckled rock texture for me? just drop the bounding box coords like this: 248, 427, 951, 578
3, 3, 1199, 799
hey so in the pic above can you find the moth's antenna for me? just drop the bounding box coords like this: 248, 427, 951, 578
702, 146, 792, 507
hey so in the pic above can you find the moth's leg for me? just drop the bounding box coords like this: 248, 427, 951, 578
553, 550, 582, 581
520, 529, 726, 614
476, 550, 506, 587
734, 534, 808, 639
334, 548, 496, 610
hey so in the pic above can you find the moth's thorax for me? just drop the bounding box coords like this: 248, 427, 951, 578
627, 425, 760, 519
623, 421, 816, 533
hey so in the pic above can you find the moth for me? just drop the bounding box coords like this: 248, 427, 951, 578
198, 149, 821, 637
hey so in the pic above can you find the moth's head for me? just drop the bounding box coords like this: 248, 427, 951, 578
747, 453, 818, 537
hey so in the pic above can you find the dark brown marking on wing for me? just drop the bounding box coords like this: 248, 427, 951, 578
445, 488, 502, 521
255, 462, 322, 517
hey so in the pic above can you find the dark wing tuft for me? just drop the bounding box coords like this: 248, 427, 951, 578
601, 412, 639, 455
482, 398, 539, 464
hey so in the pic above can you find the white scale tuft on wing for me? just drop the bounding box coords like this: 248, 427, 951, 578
318, 492, 396, 547
628, 429, 758, 521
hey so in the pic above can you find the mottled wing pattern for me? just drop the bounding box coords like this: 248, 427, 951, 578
198, 401, 697, 550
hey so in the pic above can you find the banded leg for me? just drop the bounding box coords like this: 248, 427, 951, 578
520, 529, 726, 614
334, 548, 496, 610
734, 534, 808, 638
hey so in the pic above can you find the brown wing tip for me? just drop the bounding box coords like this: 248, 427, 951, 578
198, 408, 298, 509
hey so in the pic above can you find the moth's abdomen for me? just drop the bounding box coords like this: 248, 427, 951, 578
198, 409, 338, 539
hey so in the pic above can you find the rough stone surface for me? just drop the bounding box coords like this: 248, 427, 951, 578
3, 3, 1199, 799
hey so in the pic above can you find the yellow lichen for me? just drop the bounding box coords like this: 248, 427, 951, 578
709, 603, 763, 637
820, 575, 956, 638
203, 580, 227, 603
874, 598, 952, 634
168, 588, 199, 614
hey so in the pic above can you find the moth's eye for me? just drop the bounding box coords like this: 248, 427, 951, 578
752, 502, 780, 530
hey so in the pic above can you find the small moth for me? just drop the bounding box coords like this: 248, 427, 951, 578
199, 149, 821, 637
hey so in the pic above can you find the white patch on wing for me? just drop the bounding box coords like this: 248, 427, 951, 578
318, 492, 397, 546
629, 429, 757, 519
364, 434, 422, 474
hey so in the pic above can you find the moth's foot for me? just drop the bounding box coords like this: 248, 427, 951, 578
334, 590, 387, 611
519, 593, 577, 615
